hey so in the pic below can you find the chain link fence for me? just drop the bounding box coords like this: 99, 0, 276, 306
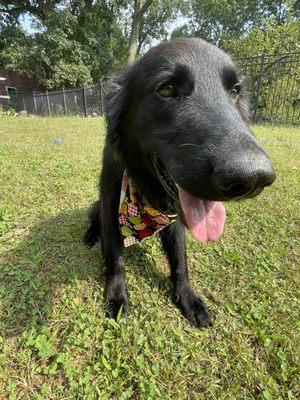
0, 52, 299, 123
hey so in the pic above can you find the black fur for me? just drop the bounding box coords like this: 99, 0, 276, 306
83, 200, 101, 247
84, 38, 275, 328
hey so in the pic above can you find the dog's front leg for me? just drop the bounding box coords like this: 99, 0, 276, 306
100, 162, 129, 320
160, 221, 212, 328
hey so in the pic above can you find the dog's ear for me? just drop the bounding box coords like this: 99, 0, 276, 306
104, 73, 129, 154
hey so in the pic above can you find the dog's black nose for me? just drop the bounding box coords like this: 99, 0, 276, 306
213, 155, 276, 199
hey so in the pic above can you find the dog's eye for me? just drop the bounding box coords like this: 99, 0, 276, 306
157, 84, 177, 98
229, 84, 241, 101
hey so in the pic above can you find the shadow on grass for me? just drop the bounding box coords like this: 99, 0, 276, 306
0, 208, 170, 337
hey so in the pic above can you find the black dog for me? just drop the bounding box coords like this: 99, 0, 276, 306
84, 38, 275, 328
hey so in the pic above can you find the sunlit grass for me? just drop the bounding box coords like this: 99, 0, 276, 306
0, 117, 299, 399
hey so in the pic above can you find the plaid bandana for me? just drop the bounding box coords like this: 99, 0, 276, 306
119, 171, 177, 247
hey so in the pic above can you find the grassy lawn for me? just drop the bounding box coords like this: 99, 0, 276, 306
0, 117, 299, 399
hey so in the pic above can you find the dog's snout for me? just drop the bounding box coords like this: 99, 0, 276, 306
213, 154, 276, 199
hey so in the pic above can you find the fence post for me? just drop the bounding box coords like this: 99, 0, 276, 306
83, 86, 88, 117
100, 82, 103, 116
33, 92, 37, 114
46, 90, 51, 116
253, 53, 265, 122
62, 88, 67, 115
21, 92, 26, 111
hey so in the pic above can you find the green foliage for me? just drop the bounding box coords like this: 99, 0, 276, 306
172, 0, 300, 46
0, 1, 127, 88
138, 0, 189, 51
223, 18, 300, 57
1, 1, 299, 89
224, 19, 300, 124
0, 1, 188, 87
0, 105, 15, 117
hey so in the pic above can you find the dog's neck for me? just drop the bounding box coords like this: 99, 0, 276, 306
129, 166, 175, 212
122, 156, 175, 214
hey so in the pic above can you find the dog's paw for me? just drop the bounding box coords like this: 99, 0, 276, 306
105, 298, 129, 320
83, 226, 99, 247
174, 286, 212, 328
104, 278, 129, 320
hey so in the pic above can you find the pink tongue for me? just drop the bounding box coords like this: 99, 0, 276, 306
178, 188, 226, 242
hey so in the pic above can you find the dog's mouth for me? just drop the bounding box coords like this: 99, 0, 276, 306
152, 156, 179, 201
151, 155, 227, 243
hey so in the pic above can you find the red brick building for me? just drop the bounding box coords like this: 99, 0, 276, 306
0, 69, 45, 93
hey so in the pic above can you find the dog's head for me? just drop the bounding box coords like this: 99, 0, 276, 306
105, 38, 276, 242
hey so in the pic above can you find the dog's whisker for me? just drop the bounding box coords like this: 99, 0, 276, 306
179, 143, 201, 148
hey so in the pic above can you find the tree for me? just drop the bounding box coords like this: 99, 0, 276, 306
0, 1, 128, 88
137, 0, 188, 53
172, 0, 300, 46
0, 0, 62, 22
222, 18, 300, 57
0, 1, 189, 86
121, 0, 188, 62
125, 0, 154, 65
223, 18, 300, 123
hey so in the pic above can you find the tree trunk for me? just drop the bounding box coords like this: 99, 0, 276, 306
125, 0, 153, 66
125, 9, 142, 65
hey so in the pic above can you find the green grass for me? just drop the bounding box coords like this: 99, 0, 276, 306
0, 117, 299, 399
